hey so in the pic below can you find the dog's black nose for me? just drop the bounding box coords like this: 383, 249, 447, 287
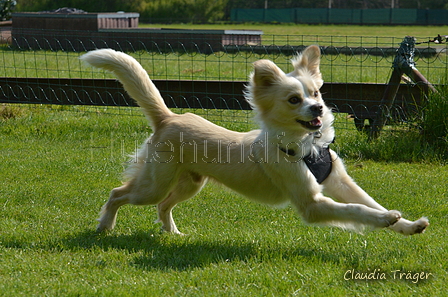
310, 104, 323, 116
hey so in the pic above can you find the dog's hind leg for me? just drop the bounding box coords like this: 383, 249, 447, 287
97, 183, 132, 232
156, 172, 208, 234
97, 164, 181, 232
321, 151, 429, 235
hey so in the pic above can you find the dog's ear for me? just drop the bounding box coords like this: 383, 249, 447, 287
252, 59, 285, 87
291, 45, 323, 86
293, 45, 321, 75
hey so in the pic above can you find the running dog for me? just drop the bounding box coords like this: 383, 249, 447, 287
81, 46, 428, 236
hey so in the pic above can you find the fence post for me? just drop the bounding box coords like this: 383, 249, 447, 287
369, 36, 417, 139
369, 67, 402, 139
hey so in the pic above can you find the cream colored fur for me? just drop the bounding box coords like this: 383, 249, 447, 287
80, 46, 429, 236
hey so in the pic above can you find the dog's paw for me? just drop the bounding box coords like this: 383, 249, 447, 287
96, 219, 114, 233
382, 210, 401, 227
388, 216, 429, 235
96, 224, 109, 233
411, 217, 429, 234
159, 224, 185, 235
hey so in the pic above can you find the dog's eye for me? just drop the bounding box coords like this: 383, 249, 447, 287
314, 91, 319, 97
288, 97, 300, 104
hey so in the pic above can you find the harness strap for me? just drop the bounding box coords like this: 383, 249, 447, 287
303, 146, 332, 184
279, 134, 334, 184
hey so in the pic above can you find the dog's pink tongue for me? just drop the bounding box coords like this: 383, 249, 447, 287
311, 118, 322, 126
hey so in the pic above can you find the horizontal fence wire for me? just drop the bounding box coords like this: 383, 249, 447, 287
1, 29, 447, 130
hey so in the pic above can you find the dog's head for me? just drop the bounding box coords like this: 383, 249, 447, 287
247, 45, 331, 133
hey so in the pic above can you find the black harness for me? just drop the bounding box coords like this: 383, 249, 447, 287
279, 136, 334, 184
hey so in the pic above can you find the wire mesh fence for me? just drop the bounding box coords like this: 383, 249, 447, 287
1, 30, 447, 131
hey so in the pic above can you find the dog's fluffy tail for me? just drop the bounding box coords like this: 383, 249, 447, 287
80, 49, 173, 129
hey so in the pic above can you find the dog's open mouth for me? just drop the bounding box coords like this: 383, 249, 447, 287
296, 118, 322, 130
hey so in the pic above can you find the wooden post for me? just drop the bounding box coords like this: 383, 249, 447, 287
369, 67, 402, 139
408, 68, 437, 93
370, 36, 419, 140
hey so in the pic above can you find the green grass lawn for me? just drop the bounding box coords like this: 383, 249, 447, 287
141, 23, 448, 39
1, 46, 446, 87
0, 106, 446, 296
2, 23, 447, 85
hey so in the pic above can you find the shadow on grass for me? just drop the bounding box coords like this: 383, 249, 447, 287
53, 229, 347, 271
3, 229, 350, 272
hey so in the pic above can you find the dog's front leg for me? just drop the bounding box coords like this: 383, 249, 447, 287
321, 151, 428, 235
294, 194, 402, 231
